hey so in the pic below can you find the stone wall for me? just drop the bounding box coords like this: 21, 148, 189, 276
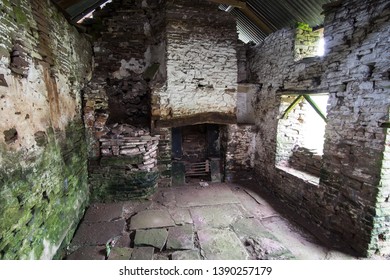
377, 126, 390, 254
248, 0, 390, 256
153, 127, 172, 188
0, 0, 92, 259
151, 0, 238, 126
83, 0, 166, 158
294, 23, 323, 61
222, 124, 256, 182
82, 0, 167, 195
89, 124, 160, 201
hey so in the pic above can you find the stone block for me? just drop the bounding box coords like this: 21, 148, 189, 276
167, 225, 194, 250
134, 228, 169, 250
108, 247, 133, 260
130, 247, 155, 260
65, 246, 106, 260
83, 203, 124, 222
197, 228, 248, 260
71, 220, 126, 246
129, 209, 175, 230
171, 250, 201, 260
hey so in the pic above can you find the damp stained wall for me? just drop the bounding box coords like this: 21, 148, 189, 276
0, 0, 92, 259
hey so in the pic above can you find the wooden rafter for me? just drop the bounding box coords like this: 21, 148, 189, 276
282, 94, 327, 123
303, 95, 327, 123
282, 95, 303, 119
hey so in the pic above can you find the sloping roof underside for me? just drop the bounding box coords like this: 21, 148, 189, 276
53, 0, 333, 44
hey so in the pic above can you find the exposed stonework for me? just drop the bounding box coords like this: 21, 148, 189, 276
248, 0, 390, 256
288, 146, 322, 177
222, 124, 255, 182
0, 0, 92, 259
294, 23, 323, 61
82, 0, 167, 194
151, 0, 238, 126
154, 127, 172, 188
83, 0, 166, 158
88, 124, 160, 201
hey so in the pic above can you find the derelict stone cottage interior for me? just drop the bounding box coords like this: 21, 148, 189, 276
0, 0, 389, 260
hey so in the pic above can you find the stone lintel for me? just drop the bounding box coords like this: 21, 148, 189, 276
154, 112, 237, 128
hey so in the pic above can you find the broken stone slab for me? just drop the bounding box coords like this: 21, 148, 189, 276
154, 189, 176, 208
122, 200, 153, 219
232, 218, 293, 260
154, 254, 170, 260
65, 246, 106, 260
131, 247, 155, 260
175, 183, 239, 207
233, 189, 277, 219
167, 224, 194, 250
116, 234, 131, 247
108, 247, 133, 260
261, 216, 325, 260
129, 209, 175, 230
134, 228, 169, 250
83, 202, 124, 222
171, 250, 201, 260
71, 220, 126, 246
245, 237, 294, 260
197, 228, 248, 260
232, 218, 275, 240
168, 208, 193, 225
190, 204, 243, 230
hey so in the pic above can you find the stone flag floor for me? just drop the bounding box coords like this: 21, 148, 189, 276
64, 182, 358, 260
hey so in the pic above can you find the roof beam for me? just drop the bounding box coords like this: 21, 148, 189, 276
210, 0, 273, 35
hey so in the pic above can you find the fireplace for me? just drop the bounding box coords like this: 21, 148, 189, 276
171, 124, 222, 185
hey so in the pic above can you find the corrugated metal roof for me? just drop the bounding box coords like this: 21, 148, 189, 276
53, 0, 110, 21
222, 0, 332, 43
53, 0, 332, 44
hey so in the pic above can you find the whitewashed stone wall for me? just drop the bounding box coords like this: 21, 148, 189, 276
152, 0, 238, 123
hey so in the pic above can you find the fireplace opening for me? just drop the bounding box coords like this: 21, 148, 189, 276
171, 124, 222, 185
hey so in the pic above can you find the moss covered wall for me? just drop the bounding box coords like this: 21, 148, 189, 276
0, 0, 92, 259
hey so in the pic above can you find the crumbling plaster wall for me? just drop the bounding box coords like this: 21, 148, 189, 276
248, 0, 390, 256
0, 0, 92, 259
151, 0, 238, 125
